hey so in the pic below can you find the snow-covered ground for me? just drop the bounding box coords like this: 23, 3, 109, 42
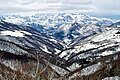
81, 63, 101, 76
0, 13, 120, 79
0, 30, 32, 37
102, 76, 120, 80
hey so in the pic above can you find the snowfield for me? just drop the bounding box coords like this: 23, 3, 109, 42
0, 30, 32, 37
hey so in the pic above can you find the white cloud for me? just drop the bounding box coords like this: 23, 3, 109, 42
62, 0, 91, 5
15, 0, 35, 5
0, 0, 120, 16
92, 0, 120, 10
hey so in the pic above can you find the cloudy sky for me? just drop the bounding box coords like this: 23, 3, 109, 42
0, 0, 120, 18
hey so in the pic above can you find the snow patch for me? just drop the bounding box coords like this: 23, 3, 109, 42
41, 45, 51, 54
77, 43, 98, 51
81, 63, 100, 76
101, 51, 113, 56
50, 64, 69, 76
3, 18, 25, 24
54, 48, 61, 54
102, 76, 120, 80
92, 30, 118, 42
49, 38, 57, 43
0, 30, 32, 37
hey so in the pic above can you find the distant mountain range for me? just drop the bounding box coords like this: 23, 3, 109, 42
1, 13, 118, 43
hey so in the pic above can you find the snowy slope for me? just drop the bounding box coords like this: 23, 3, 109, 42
0, 21, 64, 55
0, 13, 120, 79
0, 13, 115, 43
60, 27, 120, 59
56, 27, 120, 74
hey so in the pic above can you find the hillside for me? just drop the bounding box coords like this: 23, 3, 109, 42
0, 13, 120, 80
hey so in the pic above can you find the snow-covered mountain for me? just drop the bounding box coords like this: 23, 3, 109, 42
0, 13, 115, 44
55, 26, 120, 79
0, 13, 120, 80
0, 20, 64, 54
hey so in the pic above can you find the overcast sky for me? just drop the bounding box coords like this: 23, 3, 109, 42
0, 0, 120, 17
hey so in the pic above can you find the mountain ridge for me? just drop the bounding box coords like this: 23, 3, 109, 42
0, 13, 120, 80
